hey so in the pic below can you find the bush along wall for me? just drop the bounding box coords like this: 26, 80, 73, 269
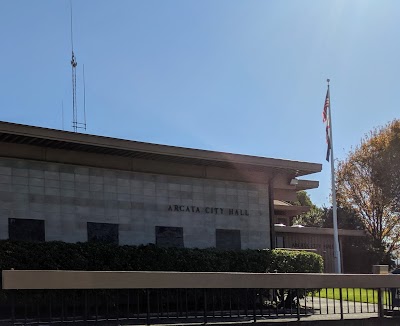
0, 240, 323, 275
0, 241, 323, 318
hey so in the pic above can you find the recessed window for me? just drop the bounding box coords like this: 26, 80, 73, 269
8, 218, 45, 242
276, 235, 285, 248
87, 222, 119, 245
216, 229, 241, 250
155, 226, 184, 248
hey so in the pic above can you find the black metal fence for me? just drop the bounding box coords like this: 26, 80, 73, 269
2, 270, 400, 325
1, 287, 399, 325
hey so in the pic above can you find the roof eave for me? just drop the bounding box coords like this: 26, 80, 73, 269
0, 121, 323, 176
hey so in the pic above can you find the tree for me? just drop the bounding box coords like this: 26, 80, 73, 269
294, 190, 313, 207
292, 192, 364, 230
370, 120, 400, 210
292, 191, 324, 227
336, 120, 400, 264
322, 206, 364, 230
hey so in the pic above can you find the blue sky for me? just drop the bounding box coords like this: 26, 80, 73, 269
1, 0, 400, 207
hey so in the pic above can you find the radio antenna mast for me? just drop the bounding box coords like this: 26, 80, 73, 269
70, 0, 78, 132
70, 0, 87, 132
62, 100, 64, 130
83, 64, 87, 129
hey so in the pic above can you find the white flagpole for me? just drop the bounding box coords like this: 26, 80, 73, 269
327, 78, 342, 273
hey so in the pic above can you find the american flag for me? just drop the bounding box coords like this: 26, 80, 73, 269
323, 89, 331, 162
323, 89, 329, 123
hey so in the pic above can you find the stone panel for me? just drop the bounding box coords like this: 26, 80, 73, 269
0, 175, 11, 184
0, 166, 12, 175
0, 157, 271, 249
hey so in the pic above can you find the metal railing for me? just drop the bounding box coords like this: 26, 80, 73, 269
1, 270, 399, 325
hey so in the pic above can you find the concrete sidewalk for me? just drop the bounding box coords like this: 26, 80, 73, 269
300, 295, 379, 315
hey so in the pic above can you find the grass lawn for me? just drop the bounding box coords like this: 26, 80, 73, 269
313, 288, 391, 304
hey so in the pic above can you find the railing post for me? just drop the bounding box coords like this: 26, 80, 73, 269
253, 289, 257, 323
378, 288, 384, 318
296, 289, 300, 321
49, 292, 53, 326
95, 292, 98, 324
373, 265, 388, 319
339, 288, 344, 320
146, 289, 151, 325
203, 289, 207, 324
11, 290, 15, 326
61, 292, 65, 325
245, 289, 248, 316
84, 290, 88, 325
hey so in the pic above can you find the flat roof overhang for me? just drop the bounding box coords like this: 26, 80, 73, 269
0, 121, 322, 177
274, 199, 310, 216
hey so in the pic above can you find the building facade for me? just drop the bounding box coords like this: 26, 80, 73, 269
0, 121, 322, 250
275, 225, 365, 273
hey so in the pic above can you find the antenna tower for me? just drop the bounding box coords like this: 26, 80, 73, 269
70, 1, 87, 132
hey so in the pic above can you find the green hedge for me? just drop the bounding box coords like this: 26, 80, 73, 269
0, 241, 323, 277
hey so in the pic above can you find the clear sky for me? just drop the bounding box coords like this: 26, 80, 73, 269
1, 0, 400, 207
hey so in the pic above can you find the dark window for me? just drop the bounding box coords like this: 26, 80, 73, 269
155, 226, 184, 248
216, 229, 241, 250
276, 235, 285, 248
87, 222, 119, 245
8, 218, 45, 242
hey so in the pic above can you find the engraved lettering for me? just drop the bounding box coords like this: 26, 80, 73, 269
168, 204, 250, 216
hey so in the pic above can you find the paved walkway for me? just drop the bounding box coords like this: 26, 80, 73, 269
300, 296, 379, 316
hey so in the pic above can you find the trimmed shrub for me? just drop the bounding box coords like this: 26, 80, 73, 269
0, 240, 323, 277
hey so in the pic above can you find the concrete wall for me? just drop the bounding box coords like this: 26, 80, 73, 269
0, 156, 270, 249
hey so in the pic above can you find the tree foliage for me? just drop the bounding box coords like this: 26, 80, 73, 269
370, 120, 400, 210
292, 192, 364, 230
293, 206, 324, 227
292, 191, 324, 227
336, 119, 400, 263
294, 190, 313, 207
322, 206, 364, 230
